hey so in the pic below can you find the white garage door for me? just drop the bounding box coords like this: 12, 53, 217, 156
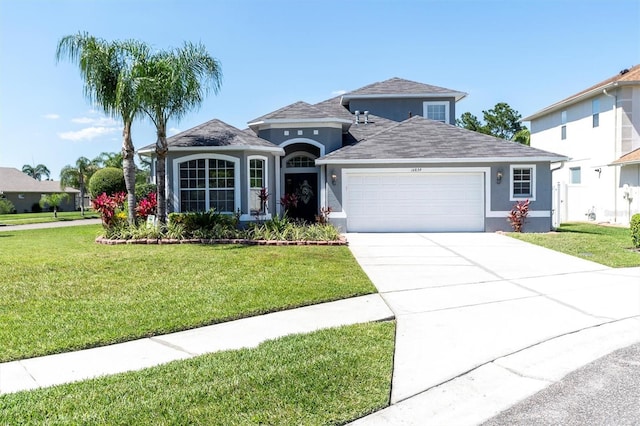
346, 172, 485, 232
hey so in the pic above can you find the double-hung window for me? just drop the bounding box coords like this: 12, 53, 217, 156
423, 101, 449, 123
511, 165, 536, 201
570, 167, 581, 184
561, 110, 567, 140
592, 99, 600, 128
249, 157, 267, 213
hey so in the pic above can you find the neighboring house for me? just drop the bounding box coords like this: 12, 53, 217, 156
523, 65, 640, 226
0, 167, 79, 213
139, 77, 566, 232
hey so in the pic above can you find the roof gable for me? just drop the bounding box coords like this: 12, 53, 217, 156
341, 77, 467, 103
138, 119, 282, 153
317, 116, 567, 163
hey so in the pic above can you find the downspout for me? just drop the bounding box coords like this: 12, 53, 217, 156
551, 161, 566, 227
603, 87, 618, 222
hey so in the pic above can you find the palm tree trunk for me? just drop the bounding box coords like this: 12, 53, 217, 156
122, 121, 137, 225
155, 124, 168, 225
78, 174, 85, 216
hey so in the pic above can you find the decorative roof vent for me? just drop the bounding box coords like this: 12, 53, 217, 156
354, 110, 360, 125
364, 111, 369, 124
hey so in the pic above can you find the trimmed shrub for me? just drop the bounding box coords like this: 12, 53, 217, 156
631, 213, 640, 248
88, 167, 126, 198
31, 202, 43, 213
135, 182, 157, 200
0, 197, 15, 214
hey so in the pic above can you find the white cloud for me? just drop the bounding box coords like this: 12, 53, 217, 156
168, 127, 181, 136
71, 116, 119, 126
43, 113, 60, 119
331, 90, 347, 96
58, 126, 120, 142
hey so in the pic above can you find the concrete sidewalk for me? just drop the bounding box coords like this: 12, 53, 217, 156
0, 218, 102, 231
0, 294, 393, 394
346, 233, 640, 425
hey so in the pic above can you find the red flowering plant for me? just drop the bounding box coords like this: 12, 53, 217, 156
91, 192, 127, 228
258, 187, 269, 213
136, 192, 157, 221
507, 199, 530, 232
280, 193, 298, 214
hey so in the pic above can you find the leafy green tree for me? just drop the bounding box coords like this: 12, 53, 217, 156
56, 33, 143, 225
39, 193, 70, 218
60, 156, 98, 216
134, 41, 222, 224
95, 151, 123, 169
22, 164, 50, 180
457, 102, 528, 144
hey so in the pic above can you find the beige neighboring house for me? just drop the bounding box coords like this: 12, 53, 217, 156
0, 167, 79, 213
524, 65, 640, 226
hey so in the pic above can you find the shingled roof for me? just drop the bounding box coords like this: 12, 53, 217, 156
138, 119, 283, 154
0, 167, 79, 193
610, 147, 640, 166
341, 77, 467, 104
523, 64, 640, 121
316, 116, 568, 164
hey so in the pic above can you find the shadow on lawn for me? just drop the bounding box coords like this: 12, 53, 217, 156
556, 223, 629, 236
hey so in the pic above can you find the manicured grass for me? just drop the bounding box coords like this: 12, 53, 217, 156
509, 222, 640, 268
0, 211, 99, 225
0, 225, 376, 362
0, 322, 395, 425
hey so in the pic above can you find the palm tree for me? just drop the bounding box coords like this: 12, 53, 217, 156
56, 32, 143, 224
39, 193, 70, 218
135, 42, 222, 224
60, 156, 98, 216
22, 164, 50, 181
95, 151, 123, 169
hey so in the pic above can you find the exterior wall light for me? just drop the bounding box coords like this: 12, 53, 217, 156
331, 171, 337, 185
496, 170, 503, 184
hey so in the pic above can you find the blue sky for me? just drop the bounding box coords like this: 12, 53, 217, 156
1, 0, 639, 179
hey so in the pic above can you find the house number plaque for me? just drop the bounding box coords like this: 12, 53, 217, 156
410, 168, 423, 172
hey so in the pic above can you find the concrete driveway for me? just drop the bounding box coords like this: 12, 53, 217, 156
347, 232, 640, 425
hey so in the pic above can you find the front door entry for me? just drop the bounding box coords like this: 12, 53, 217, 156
284, 173, 318, 222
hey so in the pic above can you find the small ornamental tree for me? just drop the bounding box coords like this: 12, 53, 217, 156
89, 167, 127, 198
507, 199, 530, 232
39, 193, 70, 218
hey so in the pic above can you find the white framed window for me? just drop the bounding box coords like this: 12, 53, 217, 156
248, 155, 268, 214
177, 156, 239, 213
510, 165, 536, 201
592, 99, 600, 128
423, 101, 450, 123
570, 167, 581, 184
286, 155, 315, 168
561, 110, 567, 140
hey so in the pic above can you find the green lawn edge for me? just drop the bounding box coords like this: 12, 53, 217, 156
0, 321, 396, 426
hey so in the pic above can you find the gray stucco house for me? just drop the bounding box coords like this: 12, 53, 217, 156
0, 167, 79, 213
139, 77, 567, 232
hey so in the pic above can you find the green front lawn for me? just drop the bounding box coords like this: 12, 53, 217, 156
0, 225, 376, 362
0, 210, 99, 225
510, 222, 640, 268
0, 322, 396, 425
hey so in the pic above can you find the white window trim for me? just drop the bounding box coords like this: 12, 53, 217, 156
247, 155, 269, 217
172, 153, 241, 214
423, 101, 450, 123
510, 164, 536, 201
569, 166, 581, 185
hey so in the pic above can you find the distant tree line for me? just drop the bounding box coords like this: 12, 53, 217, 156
456, 102, 530, 145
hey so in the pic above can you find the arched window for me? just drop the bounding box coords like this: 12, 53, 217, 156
179, 158, 236, 212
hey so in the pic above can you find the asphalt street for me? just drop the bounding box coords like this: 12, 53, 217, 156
483, 342, 640, 425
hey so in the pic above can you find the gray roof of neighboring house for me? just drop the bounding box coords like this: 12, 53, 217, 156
0, 167, 79, 193
138, 119, 282, 153
316, 116, 568, 164
341, 77, 467, 102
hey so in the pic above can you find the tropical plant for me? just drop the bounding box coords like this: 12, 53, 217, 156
22, 164, 50, 181
56, 32, 144, 225
39, 193, 70, 218
0, 197, 15, 214
507, 199, 531, 232
631, 213, 640, 248
92, 192, 127, 228
59, 156, 98, 216
135, 192, 157, 221
88, 167, 126, 198
134, 41, 222, 224
95, 151, 123, 169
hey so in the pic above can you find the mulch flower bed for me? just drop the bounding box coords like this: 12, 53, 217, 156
95, 236, 348, 246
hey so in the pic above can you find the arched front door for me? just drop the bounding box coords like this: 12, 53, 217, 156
282, 152, 318, 222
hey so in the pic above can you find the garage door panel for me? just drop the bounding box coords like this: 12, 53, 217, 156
346, 172, 485, 232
